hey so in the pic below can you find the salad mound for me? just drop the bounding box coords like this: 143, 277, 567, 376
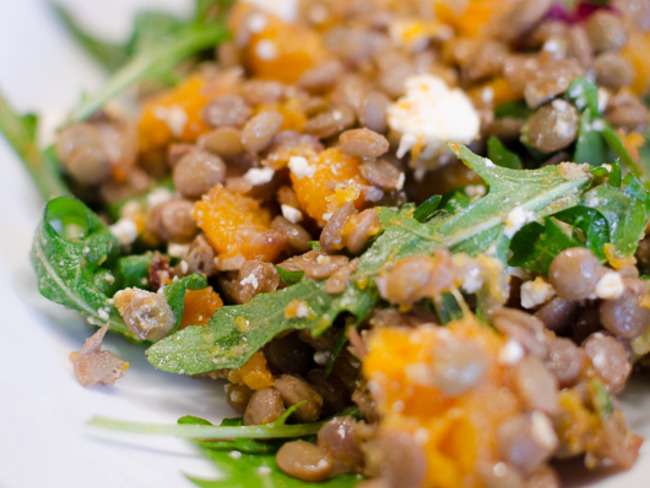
3, 0, 650, 487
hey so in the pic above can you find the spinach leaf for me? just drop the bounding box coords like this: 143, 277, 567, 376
30, 196, 207, 339
146, 144, 592, 375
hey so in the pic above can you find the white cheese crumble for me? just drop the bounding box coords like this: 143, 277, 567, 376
240, 273, 260, 290
146, 187, 173, 207
281, 204, 302, 223
229, 450, 243, 460
288, 155, 316, 179
97, 308, 110, 321
387, 74, 480, 169
152, 105, 187, 138
256, 466, 272, 476
246, 12, 267, 33
498, 339, 525, 366
520, 276, 555, 309
531, 411, 559, 451
465, 184, 487, 199
243, 0, 298, 22
255, 39, 278, 61
109, 218, 138, 245
503, 206, 536, 238
313, 351, 330, 366
167, 243, 189, 258
595, 272, 625, 300
244, 166, 275, 186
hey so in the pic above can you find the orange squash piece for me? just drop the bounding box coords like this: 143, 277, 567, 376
180, 286, 223, 329
194, 185, 287, 268
290, 148, 370, 226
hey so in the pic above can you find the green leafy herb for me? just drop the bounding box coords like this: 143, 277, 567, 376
487, 136, 523, 169
88, 403, 324, 441
413, 194, 442, 222
50, 3, 128, 71
0, 91, 69, 199
276, 267, 305, 286
30, 196, 206, 340
146, 144, 592, 375
64, 1, 231, 122
508, 218, 582, 274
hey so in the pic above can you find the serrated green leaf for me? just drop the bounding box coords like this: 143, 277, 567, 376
146, 144, 592, 375
508, 218, 582, 274
487, 136, 523, 169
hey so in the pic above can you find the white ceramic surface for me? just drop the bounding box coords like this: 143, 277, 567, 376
0, 2, 648, 487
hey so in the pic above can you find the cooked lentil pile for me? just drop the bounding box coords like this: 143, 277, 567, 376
28, 0, 650, 486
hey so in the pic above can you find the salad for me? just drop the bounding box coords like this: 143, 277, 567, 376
2, 0, 650, 487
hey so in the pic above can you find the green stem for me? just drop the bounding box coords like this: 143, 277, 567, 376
69, 23, 229, 122
88, 416, 324, 440
0, 90, 69, 200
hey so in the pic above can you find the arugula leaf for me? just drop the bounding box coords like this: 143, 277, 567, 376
276, 267, 305, 286
566, 77, 600, 115
508, 218, 582, 274
30, 196, 206, 339
413, 194, 442, 222
146, 144, 592, 375
0, 91, 69, 199
188, 449, 360, 488
66, 4, 230, 122
555, 206, 610, 260
178, 416, 360, 488
50, 2, 128, 71
487, 136, 523, 169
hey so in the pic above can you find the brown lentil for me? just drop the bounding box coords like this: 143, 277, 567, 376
585, 10, 627, 53
297, 59, 344, 93
339, 128, 390, 160
544, 336, 584, 388
583, 332, 632, 394
306, 369, 350, 415
320, 202, 357, 253
548, 247, 602, 300
304, 105, 355, 139
224, 383, 253, 414
241, 79, 286, 105
276, 440, 334, 482
317, 416, 365, 469
173, 149, 226, 199
183, 234, 216, 276
243, 387, 286, 426
365, 431, 427, 488
498, 412, 558, 475
599, 277, 650, 339
274, 374, 324, 422
525, 100, 580, 152
534, 297, 579, 332
56, 123, 112, 185
510, 354, 559, 414
491, 307, 549, 358
264, 333, 314, 376
113, 287, 176, 341
198, 127, 245, 158
593, 52, 634, 89
149, 199, 198, 243
271, 216, 311, 253
200, 93, 252, 128
241, 111, 284, 153
359, 91, 390, 134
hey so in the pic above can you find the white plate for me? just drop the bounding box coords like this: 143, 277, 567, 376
0, 2, 648, 487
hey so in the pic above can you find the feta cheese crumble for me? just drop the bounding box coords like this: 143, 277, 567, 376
288, 155, 316, 179
387, 74, 480, 170
152, 105, 187, 138
281, 204, 302, 223
244, 166, 275, 186
503, 206, 536, 238
595, 272, 625, 300
109, 218, 138, 246
520, 276, 555, 309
